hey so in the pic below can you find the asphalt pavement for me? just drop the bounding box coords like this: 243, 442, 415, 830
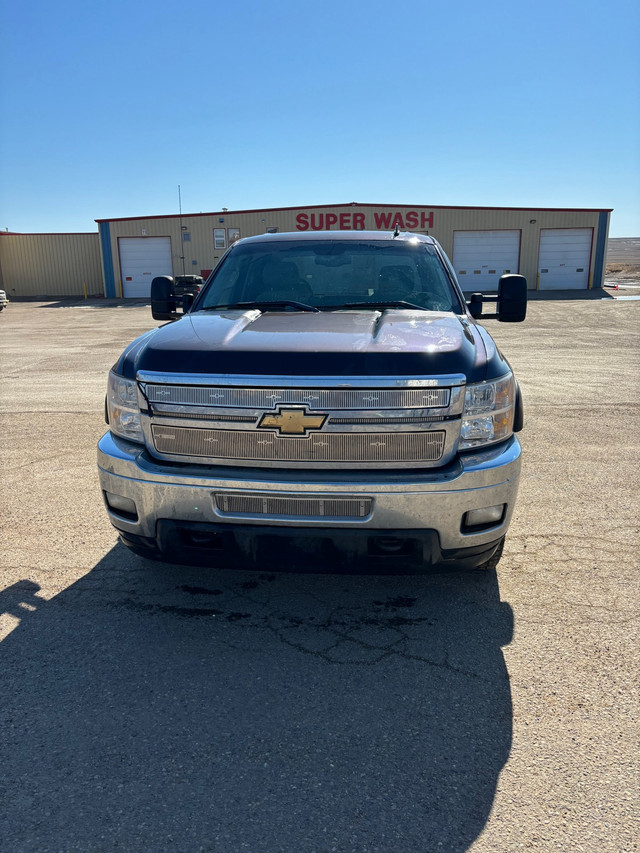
0, 295, 638, 852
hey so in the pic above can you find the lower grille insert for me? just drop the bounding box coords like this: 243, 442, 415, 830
214, 493, 373, 519
152, 425, 446, 463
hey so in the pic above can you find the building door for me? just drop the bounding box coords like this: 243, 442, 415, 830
452, 230, 521, 291
119, 237, 172, 298
538, 229, 593, 290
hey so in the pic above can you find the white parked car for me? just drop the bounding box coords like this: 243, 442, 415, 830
0, 290, 8, 311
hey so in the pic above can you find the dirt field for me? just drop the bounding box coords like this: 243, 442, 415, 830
606, 237, 640, 263
606, 237, 640, 285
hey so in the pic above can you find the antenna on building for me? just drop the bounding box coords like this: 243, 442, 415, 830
178, 184, 186, 276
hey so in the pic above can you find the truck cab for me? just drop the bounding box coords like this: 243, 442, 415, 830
98, 231, 526, 571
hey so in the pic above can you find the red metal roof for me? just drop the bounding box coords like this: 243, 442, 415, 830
0, 230, 98, 236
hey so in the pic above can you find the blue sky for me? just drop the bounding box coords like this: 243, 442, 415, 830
1, 0, 638, 236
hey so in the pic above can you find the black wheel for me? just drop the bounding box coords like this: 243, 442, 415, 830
473, 537, 505, 571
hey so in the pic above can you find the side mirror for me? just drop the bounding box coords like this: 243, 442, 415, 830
497, 274, 527, 323
466, 274, 527, 323
151, 276, 179, 321
468, 293, 483, 319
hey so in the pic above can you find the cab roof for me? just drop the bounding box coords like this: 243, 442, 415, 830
237, 230, 437, 246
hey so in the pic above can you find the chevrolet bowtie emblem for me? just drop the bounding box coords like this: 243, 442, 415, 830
258, 407, 327, 436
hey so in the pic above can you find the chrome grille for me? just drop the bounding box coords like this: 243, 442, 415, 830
214, 493, 373, 519
152, 409, 257, 422
152, 425, 446, 463
145, 384, 449, 410
330, 416, 445, 425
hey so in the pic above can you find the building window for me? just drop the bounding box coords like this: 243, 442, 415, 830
213, 228, 226, 249
228, 227, 241, 244
182, 232, 191, 242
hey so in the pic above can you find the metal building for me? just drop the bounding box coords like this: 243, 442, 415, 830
0, 231, 102, 298
97, 203, 611, 299
0, 203, 611, 299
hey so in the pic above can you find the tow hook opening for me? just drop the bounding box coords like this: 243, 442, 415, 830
181, 530, 224, 550
368, 536, 418, 558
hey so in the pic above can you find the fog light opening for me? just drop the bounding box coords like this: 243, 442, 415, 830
104, 491, 138, 521
462, 504, 506, 533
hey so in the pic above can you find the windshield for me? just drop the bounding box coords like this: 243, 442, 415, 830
194, 239, 463, 313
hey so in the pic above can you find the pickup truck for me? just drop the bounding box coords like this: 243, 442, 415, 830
172, 274, 204, 297
98, 230, 526, 571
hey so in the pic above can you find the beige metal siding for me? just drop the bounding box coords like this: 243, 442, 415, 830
0, 232, 102, 298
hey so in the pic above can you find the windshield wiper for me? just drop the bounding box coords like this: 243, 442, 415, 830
322, 301, 428, 311
199, 300, 320, 313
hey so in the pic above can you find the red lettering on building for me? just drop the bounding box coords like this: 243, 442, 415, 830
296, 209, 434, 232
374, 212, 393, 229
421, 211, 434, 229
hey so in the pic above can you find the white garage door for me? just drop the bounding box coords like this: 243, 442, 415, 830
119, 237, 173, 298
538, 229, 592, 290
452, 231, 520, 291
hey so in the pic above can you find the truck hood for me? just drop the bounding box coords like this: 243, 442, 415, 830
118, 309, 508, 382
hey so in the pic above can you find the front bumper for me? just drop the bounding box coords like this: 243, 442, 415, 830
97, 431, 521, 569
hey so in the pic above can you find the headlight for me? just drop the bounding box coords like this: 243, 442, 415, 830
107, 371, 144, 443
460, 373, 515, 449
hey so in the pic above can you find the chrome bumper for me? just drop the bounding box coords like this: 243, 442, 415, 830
97, 431, 521, 553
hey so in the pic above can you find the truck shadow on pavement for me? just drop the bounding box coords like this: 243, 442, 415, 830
1, 545, 514, 852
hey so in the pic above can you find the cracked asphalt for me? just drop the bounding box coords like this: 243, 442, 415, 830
1, 294, 638, 852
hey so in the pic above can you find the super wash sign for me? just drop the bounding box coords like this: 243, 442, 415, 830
296, 209, 435, 232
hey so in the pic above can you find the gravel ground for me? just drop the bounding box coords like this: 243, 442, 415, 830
0, 295, 638, 852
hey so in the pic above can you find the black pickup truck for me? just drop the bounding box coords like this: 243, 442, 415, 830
98, 230, 526, 571
172, 274, 203, 297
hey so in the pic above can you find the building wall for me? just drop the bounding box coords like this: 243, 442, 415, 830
0, 232, 102, 298
98, 203, 611, 297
